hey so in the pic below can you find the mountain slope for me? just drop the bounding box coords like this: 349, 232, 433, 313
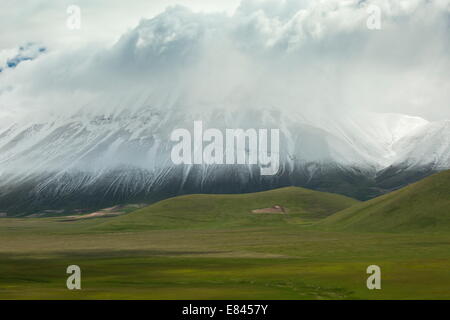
319, 170, 450, 233
93, 186, 359, 232
0, 107, 443, 215
389, 120, 450, 170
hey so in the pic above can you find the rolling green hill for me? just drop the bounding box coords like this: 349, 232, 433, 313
1, 178, 450, 299
93, 186, 359, 232
319, 170, 450, 233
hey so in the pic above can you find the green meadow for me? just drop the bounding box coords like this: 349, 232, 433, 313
0, 171, 449, 299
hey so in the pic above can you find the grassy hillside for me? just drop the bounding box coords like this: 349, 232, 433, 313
91, 187, 359, 232
1, 181, 450, 299
319, 170, 450, 233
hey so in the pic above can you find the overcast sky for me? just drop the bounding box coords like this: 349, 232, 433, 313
0, 0, 241, 49
0, 0, 449, 123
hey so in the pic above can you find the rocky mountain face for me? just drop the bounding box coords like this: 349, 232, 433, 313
0, 103, 447, 216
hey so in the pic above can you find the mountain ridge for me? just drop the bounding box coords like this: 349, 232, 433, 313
0, 108, 448, 215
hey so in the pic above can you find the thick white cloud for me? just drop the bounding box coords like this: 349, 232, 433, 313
0, 0, 449, 125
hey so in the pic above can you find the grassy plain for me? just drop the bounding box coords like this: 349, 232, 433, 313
0, 182, 449, 299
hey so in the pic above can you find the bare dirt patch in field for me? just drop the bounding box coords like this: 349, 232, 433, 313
62, 205, 126, 221
251, 205, 287, 214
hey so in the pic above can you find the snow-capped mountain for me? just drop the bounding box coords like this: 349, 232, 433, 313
390, 120, 450, 170
0, 102, 447, 215
1, 2, 449, 215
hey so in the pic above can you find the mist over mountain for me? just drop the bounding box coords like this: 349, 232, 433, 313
0, 0, 449, 215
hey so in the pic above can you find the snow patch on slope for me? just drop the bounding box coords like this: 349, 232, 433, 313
391, 120, 450, 170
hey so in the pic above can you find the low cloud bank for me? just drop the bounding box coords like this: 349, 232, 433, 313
0, 0, 449, 125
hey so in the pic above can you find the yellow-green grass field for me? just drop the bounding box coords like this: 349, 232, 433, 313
0, 172, 449, 299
